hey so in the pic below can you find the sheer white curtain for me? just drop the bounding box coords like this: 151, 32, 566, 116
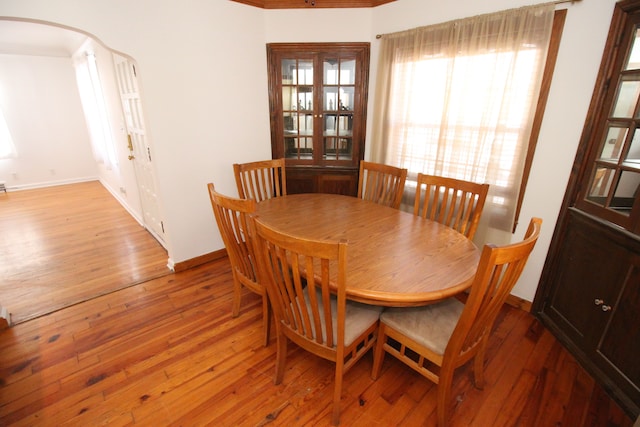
74, 51, 118, 171
371, 4, 555, 232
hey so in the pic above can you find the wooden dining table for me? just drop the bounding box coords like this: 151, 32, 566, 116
255, 193, 481, 307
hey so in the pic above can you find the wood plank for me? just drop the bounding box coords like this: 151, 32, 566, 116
0, 181, 170, 324
0, 261, 633, 426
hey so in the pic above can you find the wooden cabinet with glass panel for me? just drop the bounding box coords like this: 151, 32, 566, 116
267, 43, 369, 196
577, 18, 640, 233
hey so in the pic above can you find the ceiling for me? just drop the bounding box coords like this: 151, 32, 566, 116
0, 20, 89, 57
231, 0, 395, 8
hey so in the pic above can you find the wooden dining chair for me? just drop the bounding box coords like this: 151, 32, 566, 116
413, 173, 490, 240
357, 161, 408, 209
250, 216, 382, 426
207, 183, 271, 346
371, 217, 542, 427
233, 158, 287, 202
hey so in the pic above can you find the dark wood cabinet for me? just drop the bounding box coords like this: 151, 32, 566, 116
267, 43, 369, 196
534, 1, 640, 419
538, 208, 640, 416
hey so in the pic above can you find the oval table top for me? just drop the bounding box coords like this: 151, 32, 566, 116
255, 193, 481, 307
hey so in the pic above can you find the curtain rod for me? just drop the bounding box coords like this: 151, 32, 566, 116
375, 0, 581, 39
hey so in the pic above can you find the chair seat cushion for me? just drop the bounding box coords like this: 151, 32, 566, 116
380, 297, 464, 355
298, 288, 382, 348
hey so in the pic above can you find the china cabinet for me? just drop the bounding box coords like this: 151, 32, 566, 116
534, 0, 640, 419
267, 43, 369, 195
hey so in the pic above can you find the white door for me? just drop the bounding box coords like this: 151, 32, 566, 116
113, 53, 165, 246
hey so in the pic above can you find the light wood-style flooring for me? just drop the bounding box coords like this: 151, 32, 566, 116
0, 181, 170, 324
0, 183, 634, 426
0, 258, 634, 426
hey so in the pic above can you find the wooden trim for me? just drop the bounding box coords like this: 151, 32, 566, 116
172, 249, 228, 273
462, 291, 532, 312
0, 304, 11, 330
513, 9, 567, 233
505, 294, 532, 312
231, 0, 395, 8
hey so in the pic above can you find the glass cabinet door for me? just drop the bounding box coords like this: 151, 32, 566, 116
282, 58, 314, 161
322, 57, 355, 162
579, 24, 640, 231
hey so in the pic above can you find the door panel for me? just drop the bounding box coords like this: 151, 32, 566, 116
544, 210, 629, 349
113, 53, 165, 245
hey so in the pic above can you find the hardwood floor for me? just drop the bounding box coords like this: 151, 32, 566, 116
0, 181, 170, 324
0, 255, 634, 426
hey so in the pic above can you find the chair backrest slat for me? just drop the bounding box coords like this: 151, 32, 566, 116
413, 173, 489, 239
357, 161, 408, 209
234, 158, 287, 202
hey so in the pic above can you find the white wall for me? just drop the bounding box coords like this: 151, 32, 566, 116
73, 40, 146, 225
0, 0, 621, 302
0, 53, 97, 187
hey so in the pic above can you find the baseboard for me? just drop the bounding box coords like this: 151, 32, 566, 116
1, 304, 12, 330
172, 249, 228, 273
3, 176, 99, 192
505, 294, 532, 312
99, 179, 145, 227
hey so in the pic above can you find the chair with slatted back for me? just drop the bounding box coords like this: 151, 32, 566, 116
357, 161, 408, 209
413, 173, 489, 240
250, 216, 382, 425
207, 183, 271, 346
371, 217, 542, 427
233, 158, 287, 202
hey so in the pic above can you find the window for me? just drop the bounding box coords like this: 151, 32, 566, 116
73, 51, 118, 170
371, 5, 563, 232
0, 107, 16, 159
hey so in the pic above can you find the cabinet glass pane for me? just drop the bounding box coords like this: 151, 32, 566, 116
324, 58, 339, 85
296, 60, 313, 85
337, 114, 353, 136
324, 113, 338, 135
281, 59, 295, 84
624, 128, 640, 167
297, 113, 313, 136
299, 137, 313, 158
612, 80, 640, 118
599, 125, 628, 162
324, 87, 338, 111
284, 113, 296, 133
285, 136, 313, 159
282, 86, 296, 111
612, 170, 640, 214
587, 167, 616, 206
297, 86, 313, 112
339, 87, 355, 111
324, 137, 352, 160
624, 27, 640, 70
340, 59, 356, 85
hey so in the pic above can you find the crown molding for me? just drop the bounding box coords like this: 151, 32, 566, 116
231, 0, 395, 8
